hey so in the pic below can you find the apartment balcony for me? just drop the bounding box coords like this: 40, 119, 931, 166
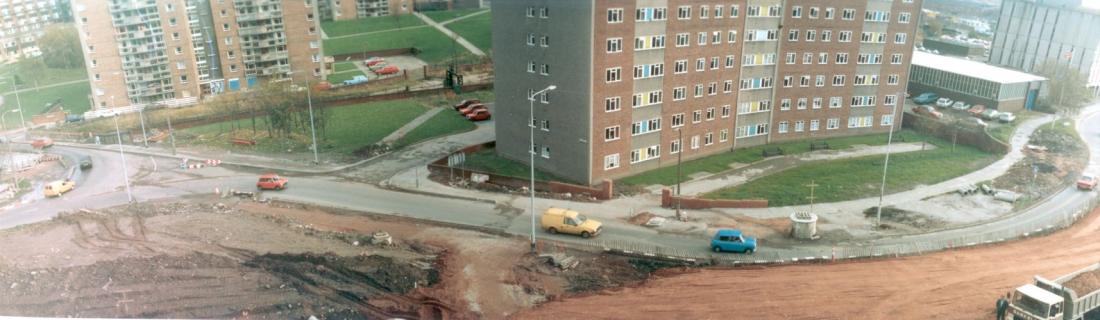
237, 23, 284, 36
111, 14, 157, 27
122, 56, 168, 69
259, 65, 290, 76
118, 42, 166, 56
244, 50, 288, 63
237, 10, 281, 22
109, 0, 156, 13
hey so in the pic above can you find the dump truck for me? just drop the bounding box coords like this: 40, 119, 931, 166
1008, 262, 1100, 320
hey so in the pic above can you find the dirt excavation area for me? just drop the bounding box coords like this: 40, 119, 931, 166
518, 205, 1100, 319
0, 198, 655, 319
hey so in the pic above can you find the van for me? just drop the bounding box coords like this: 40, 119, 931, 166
44, 179, 75, 197
540, 208, 602, 238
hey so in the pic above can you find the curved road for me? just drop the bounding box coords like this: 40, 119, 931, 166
3, 105, 1099, 260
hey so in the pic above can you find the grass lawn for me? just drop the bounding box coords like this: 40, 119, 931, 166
618, 130, 926, 187
2, 81, 91, 128
423, 8, 488, 22
703, 135, 997, 206
0, 64, 87, 89
323, 27, 467, 63
321, 15, 426, 38
326, 70, 367, 84
446, 11, 492, 53
393, 109, 476, 147
986, 111, 1041, 143
333, 61, 359, 73
463, 148, 567, 181
183, 100, 428, 154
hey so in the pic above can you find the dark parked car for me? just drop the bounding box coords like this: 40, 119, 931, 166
78, 155, 92, 170
913, 92, 938, 104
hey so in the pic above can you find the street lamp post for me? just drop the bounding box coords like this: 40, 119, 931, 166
2, 109, 20, 188
113, 114, 134, 203
676, 128, 683, 213
875, 99, 903, 227
138, 108, 148, 148
9, 77, 24, 130
306, 80, 319, 165
528, 84, 556, 253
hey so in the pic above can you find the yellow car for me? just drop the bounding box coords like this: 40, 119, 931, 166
44, 179, 75, 197
540, 207, 603, 238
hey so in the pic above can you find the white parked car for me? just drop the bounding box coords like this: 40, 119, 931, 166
998, 112, 1017, 123
935, 97, 954, 108
951, 101, 970, 111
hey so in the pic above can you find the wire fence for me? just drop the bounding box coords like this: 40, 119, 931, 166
549, 195, 1098, 266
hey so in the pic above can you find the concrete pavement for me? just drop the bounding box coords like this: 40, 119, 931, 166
5, 103, 1097, 263
380, 107, 445, 144
413, 12, 486, 57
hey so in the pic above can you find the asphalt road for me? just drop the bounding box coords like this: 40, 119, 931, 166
6, 105, 1100, 259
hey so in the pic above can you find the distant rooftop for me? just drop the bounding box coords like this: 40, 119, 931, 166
912, 51, 1048, 84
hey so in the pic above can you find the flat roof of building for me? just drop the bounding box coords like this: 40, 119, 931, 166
912, 51, 1048, 84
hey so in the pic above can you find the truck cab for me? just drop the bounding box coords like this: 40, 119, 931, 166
1009, 284, 1064, 320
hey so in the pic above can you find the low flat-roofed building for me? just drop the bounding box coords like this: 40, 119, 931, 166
909, 51, 1047, 112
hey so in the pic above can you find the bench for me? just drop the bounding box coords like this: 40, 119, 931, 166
810, 141, 830, 151
230, 138, 257, 146
762, 147, 784, 157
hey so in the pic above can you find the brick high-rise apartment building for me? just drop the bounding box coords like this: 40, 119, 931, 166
72, 0, 324, 111
0, 0, 68, 62
493, 0, 920, 185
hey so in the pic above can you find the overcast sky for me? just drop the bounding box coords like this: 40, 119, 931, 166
1085, 0, 1100, 9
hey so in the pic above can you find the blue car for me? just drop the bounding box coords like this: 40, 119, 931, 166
711, 229, 757, 254
913, 92, 938, 104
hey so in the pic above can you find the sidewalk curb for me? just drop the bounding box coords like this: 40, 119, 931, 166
382, 183, 497, 205
54, 142, 380, 175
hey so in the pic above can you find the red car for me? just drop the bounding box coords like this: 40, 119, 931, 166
466, 109, 491, 121
364, 57, 385, 67
1079, 175, 1098, 191
257, 173, 288, 190
31, 137, 54, 149
968, 105, 986, 117
913, 105, 942, 119
461, 105, 489, 116
453, 99, 481, 110
376, 66, 400, 75
458, 103, 487, 115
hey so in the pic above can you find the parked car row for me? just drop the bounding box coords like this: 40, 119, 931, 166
453, 99, 491, 122
365, 57, 400, 76
912, 92, 1017, 123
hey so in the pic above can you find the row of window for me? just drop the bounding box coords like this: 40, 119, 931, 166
784, 52, 904, 66
602, 112, 896, 170
785, 30, 907, 45
780, 73, 901, 88
774, 95, 898, 111
606, 4, 911, 24
775, 115, 892, 134
604, 127, 737, 169
605, 91, 898, 115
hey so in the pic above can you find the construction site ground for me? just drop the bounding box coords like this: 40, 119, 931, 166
516, 204, 1100, 319
0, 198, 656, 319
